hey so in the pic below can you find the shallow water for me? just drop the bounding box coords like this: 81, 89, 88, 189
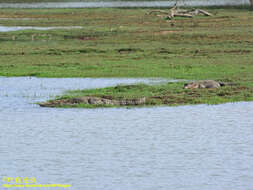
0, 26, 82, 32
1, 77, 253, 190
0, 18, 45, 20
0, 0, 250, 8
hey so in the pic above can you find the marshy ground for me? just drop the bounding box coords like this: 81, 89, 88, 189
0, 6, 253, 107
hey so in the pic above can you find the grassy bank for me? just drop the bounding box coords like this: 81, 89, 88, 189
41, 82, 253, 108
0, 7, 253, 107
0, 8, 253, 79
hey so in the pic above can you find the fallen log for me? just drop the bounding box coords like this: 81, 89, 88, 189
198, 9, 213, 16
147, 6, 213, 20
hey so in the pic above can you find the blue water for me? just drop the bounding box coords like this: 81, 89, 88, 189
0, 77, 253, 190
0, 26, 82, 32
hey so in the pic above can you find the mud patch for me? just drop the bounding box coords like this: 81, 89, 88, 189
46, 48, 105, 55
78, 36, 97, 41
117, 48, 144, 54
64, 35, 97, 41
153, 30, 182, 36
191, 49, 251, 56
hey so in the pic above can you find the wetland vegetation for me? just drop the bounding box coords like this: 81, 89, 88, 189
0, 6, 253, 107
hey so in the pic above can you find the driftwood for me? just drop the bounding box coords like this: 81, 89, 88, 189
147, 6, 213, 20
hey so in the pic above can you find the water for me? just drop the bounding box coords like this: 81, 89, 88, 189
0, 0, 250, 8
0, 77, 253, 190
0, 26, 82, 32
0, 18, 45, 20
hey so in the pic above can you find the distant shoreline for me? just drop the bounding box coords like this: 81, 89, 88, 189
0, 0, 250, 9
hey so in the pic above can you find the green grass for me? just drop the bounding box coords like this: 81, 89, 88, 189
0, 7, 253, 107
0, 8, 253, 80
47, 82, 253, 108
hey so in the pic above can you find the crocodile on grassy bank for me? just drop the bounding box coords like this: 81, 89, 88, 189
39, 80, 241, 108
184, 80, 226, 89
39, 96, 146, 107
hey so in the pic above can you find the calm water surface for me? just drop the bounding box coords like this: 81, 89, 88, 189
0, 0, 250, 8
0, 26, 82, 32
0, 77, 253, 190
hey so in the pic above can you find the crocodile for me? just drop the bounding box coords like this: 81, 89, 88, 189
184, 80, 225, 89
